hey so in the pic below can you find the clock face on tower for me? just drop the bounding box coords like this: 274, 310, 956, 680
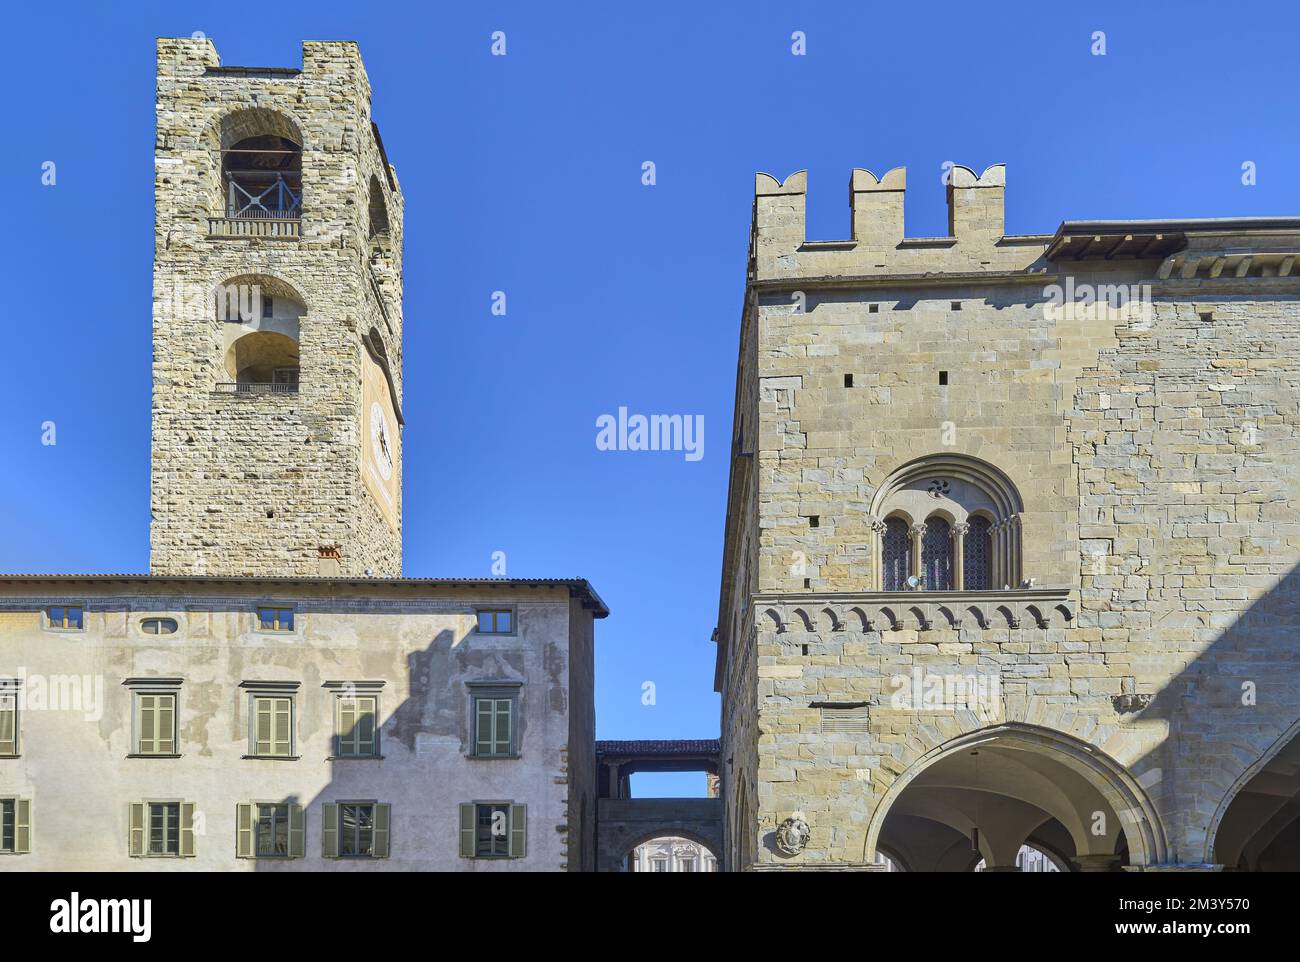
370, 401, 393, 481
361, 351, 400, 532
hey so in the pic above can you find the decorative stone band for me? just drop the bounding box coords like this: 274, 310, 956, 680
753, 587, 1075, 634
206, 216, 301, 239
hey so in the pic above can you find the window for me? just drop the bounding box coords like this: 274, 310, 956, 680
922, 517, 954, 591
133, 691, 178, 755
249, 694, 295, 758
680, 857, 697, 872
870, 454, 1025, 591
236, 802, 305, 858
129, 801, 195, 857
459, 802, 527, 859
140, 617, 178, 635
322, 802, 391, 858
476, 608, 513, 634
0, 798, 30, 854
262, 294, 274, 319
45, 605, 83, 630
272, 367, 299, 387
0, 684, 18, 756
335, 694, 379, 758
844, 373, 854, 388
964, 516, 993, 590
472, 692, 516, 758
938, 370, 949, 385
257, 606, 294, 632
881, 518, 911, 591
652, 858, 668, 872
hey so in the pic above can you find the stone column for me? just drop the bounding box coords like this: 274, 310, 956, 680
909, 523, 926, 584
1008, 515, 1022, 586
951, 522, 969, 590
869, 516, 885, 590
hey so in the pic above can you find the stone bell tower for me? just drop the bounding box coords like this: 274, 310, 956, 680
150, 37, 404, 577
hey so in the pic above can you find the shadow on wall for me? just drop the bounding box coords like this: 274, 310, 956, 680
249, 626, 557, 871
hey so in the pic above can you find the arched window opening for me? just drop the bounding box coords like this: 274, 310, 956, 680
882, 518, 911, 592
222, 134, 301, 219
922, 517, 953, 590
963, 516, 993, 591
223, 331, 299, 394
368, 175, 390, 239
871, 454, 1025, 591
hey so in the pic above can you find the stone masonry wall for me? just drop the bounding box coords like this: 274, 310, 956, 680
718, 165, 1300, 868
150, 38, 404, 578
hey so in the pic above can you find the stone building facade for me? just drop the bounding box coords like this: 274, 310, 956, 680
0, 39, 607, 872
714, 164, 1300, 871
151, 37, 405, 579
0, 576, 603, 870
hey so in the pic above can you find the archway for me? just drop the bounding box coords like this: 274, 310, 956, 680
865, 724, 1165, 871
1209, 718, 1300, 870
626, 832, 720, 872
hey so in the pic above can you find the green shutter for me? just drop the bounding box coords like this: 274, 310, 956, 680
475, 699, 492, 755
274, 698, 292, 756
255, 698, 271, 755
137, 695, 154, 753
15, 799, 30, 854
289, 804, 305, 858
358, 697, 376, 755
321, 804, 338, 858
496, 700, 512, 754
159, 695, 175, 754
235, 803, 253, 858
509, 803, 527, 858
180, 802, 196, 857
373, 803, 391, 858
459, 804, 475, 857
0, 695, 16, 755
129, 802, 145, 857
337, 697, 355, 755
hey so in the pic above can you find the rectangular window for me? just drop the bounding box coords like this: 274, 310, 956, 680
262, 295, 274, 319
652, 858, 668, 872
273, 368, 299, 387
340, 803, 375, 856
0, 799, 13, 853
0, 798, 29, 855
0, 689, 17, 756
134, 692, 177, 755
335, 695, 379, 757
129, 801, 195, 857
257, 607, 294, 632
250, 695, 294, 757
256, 804, 289, 856
475, 608, 513, 634
680, 858, 697, 872
45, 605, 84, 630
475, 803, 509, 857
459, 802, 527, 859
473, 695, 515, 757
148, 802, 180, 857
321, 802, 389, 859
236, 802, 304, 859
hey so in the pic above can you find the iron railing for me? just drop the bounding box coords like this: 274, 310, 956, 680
215, 382, 299, 395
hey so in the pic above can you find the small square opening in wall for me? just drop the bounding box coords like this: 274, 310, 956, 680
950, 301, 962, 311
868, 304, 879, 314
803, 579, 811, 589
939, 371, 949, 386
844, 373, 854, 388
808, 515, 819, 528
1199, 311, 1214, 322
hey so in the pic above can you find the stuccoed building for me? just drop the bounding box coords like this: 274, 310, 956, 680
715, 165, 1300, 871
0, 38, 605, 871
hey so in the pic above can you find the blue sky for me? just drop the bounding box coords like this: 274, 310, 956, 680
1, 1, 1296, 796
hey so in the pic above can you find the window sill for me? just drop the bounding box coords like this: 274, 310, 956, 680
126, 753, 182, 759
327, 755, 384, 761
466, 753, 521, 761
0, 754, 20, 760
241, 755, 301, 761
